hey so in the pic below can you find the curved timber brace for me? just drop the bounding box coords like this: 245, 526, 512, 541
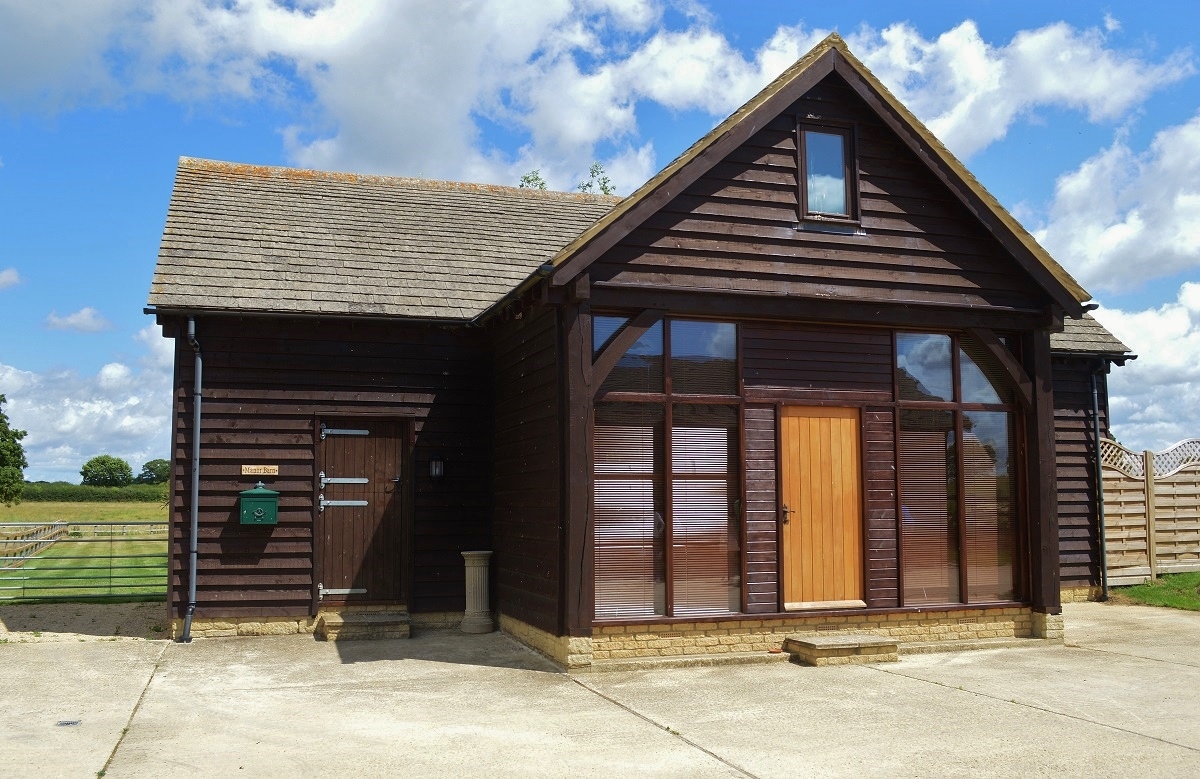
965, 326, 1034, 410
591, 309, 666, 390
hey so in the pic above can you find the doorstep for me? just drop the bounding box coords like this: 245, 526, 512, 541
316, 610, 411, 641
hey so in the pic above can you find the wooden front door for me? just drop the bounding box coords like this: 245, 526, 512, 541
317, 419, 406, 604
780, 406, 865, 610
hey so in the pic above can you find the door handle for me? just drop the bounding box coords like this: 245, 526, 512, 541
782, 504, 791, 524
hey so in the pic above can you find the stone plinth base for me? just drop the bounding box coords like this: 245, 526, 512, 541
1031, 611, 1065, 640
170, 615, 316, 640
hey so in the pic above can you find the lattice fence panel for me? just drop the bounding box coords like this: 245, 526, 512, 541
1100, 439, 1144, 478
1101, 438, 1200, 583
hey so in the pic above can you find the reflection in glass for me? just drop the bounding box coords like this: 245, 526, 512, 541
670, 321, 737, 395
897, 333, 954, 402
963, 411, 1016, 601
899, 407, 960, 605
959, 340, 1014, 405
805, 130, 848, 216
593, 315, 629, 358
600, 320, 663, 394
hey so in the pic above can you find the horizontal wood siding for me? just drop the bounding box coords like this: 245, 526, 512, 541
864, 407, 899, 606
739, 318, 900, 610
169, 316, 491, 619
1053, 356, 1107, 588
591, 74, 1046, 317
742, 322, 892, 401
492, 306, 562, 634
744, 405, 778, 613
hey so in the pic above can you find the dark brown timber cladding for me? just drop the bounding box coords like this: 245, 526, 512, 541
491, 304, 562, 633
743, 405, 778, 613
1053, 356, 1109, 589
741, 323, 899, 607
168, 316, 491, 619
590, 74, 1046, 315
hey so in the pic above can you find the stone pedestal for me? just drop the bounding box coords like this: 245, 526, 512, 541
460, 550, 494, 634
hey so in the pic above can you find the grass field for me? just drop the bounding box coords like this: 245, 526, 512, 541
1, 503, 168, 602
0, 501, 167, 523
1115, 571, 1200, 611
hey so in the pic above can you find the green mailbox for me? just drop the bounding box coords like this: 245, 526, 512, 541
239, 482, 279, 525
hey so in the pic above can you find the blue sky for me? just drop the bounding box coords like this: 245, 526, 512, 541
1, 1, 1199, 480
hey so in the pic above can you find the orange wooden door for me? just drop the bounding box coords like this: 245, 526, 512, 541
780, 407, 864, 610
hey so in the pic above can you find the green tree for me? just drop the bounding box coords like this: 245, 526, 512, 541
0, 394, 28, 507
577, 162, 615, 195
80, 454, 134, 487
518, 169, 548, 190
136, 458, 171, 484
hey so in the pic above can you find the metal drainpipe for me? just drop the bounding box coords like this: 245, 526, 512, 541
1092, 368, 1110, 601
181, 316, 203, 642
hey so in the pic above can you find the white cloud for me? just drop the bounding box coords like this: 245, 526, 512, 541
3, 4, 1186, 193
1035, 113, 1200, 293
850, 20, 1193, 159
0, 0, 134, 109
0, 328, 172, 482
0, 267, 18, 289
1096, 285, 1200, 451
45, 307, 111, 332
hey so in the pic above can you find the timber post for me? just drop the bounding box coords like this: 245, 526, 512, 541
560, 275, 594, 637
1027, 328, 1061, 614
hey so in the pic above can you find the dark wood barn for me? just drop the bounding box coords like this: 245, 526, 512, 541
147, 34, 1129, 665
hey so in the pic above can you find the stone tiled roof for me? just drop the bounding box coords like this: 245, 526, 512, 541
1053, 313, 1133, 357
148, 157, 620, 320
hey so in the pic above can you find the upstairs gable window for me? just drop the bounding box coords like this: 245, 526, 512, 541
799, 123, 856, 222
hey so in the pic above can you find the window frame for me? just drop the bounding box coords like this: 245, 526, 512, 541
591, 316, 745, 620
893, 330, 1026, 607
797, 120, 859, 224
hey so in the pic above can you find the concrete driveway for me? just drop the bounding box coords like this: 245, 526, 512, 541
1, 602, 1198, 777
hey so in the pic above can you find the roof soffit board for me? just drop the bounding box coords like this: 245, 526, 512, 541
546, 46, 840, 288
826, 55, 1089, 315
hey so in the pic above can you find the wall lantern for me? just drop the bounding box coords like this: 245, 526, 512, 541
429, 454, 445, 480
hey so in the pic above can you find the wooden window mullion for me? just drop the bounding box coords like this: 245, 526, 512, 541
664, 400, 674, 617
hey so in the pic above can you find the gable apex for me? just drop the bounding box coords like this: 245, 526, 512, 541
541, 33, 1089, 316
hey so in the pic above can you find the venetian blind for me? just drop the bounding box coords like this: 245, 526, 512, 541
671, 405, 740, 616
593, 406, 665, 618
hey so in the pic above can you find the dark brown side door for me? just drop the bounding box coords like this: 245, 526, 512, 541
317, 419, 406, 604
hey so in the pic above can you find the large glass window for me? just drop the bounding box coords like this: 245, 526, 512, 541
670, 321, 737, 395
897, 332, 1020, 606
594, 315, 664, 395
593, 318, 741, 620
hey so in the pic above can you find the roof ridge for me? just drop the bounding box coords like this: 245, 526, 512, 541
177, 156, 623, 205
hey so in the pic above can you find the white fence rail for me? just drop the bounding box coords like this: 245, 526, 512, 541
1101, 438, 1200, 585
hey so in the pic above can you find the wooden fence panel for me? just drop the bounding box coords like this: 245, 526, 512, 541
1101, 439, 1200, 584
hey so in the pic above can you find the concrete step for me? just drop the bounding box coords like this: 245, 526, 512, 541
316, 611, 411, 641
783, 634, 899, 666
